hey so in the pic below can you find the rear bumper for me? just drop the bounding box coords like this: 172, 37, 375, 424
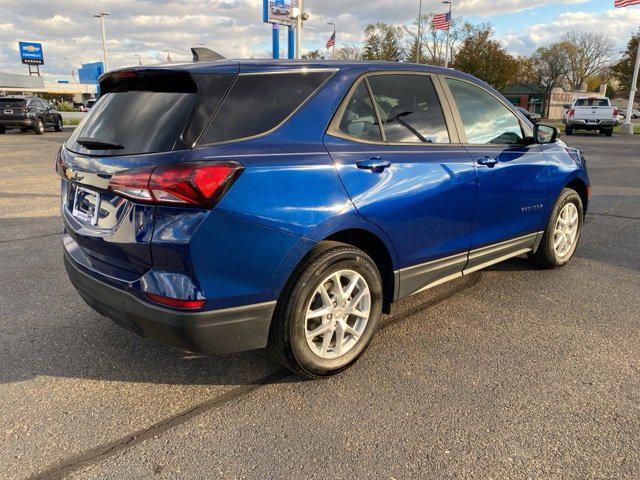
565, 119, 616, 129
0, 118, 33, 128
64, 252, 276, 354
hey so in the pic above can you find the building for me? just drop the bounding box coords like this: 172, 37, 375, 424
0, 71, 97, 102
502, 83, 544, 114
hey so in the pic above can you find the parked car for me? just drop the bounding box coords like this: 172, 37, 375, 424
86, 99, 96, 109
58, 61, 590, 377
73, 102, 88, 112
0, 96, 63, 134
563, 97, 618, 136
617, 108, 640, 120
517, 106, 541, 123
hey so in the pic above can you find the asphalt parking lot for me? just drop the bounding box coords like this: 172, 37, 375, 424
0, 129, 638, 479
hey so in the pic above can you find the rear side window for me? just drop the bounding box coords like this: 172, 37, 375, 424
367, 74, 450, 144
574, 98, 609, 107
198, 71, 333, 145
336, 82, 382, 142
446, 78, 523, 145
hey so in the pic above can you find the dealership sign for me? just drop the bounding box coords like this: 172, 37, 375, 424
263, 0, 298, 25
18, 42, 44, 65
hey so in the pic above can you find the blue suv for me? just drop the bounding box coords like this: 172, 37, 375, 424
58, 60, 590, 377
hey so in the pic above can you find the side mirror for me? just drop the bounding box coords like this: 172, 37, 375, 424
534, 124, 558, 144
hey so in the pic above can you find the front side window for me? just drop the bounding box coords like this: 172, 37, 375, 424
198, 71, 333, 145
336, 81, 382, 142
446, 78, 523, 145
367, 74, 450, 144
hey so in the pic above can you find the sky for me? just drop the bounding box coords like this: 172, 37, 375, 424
0, 0, 639, 81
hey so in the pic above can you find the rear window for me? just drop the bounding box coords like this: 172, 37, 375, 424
574, 98, 609, 107
66, 71, 234, 156
197, 71, 333, 145
0, 98, 26, 108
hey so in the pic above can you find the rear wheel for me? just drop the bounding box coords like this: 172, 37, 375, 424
54, 117, 63, 132
268, 241, 383, 378
0, 127, 5, 134
565, 126, 573, 135
603, 128, 613, 137
529, 188, 583, 269
20, 127, 29, 133
34, 118, 44, 135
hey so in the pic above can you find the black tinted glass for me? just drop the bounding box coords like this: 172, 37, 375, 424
446, 78, 523, 145
367, 74, 449, 143
337, 82, 382, 142
199, 71, 332, 145
0, 99, 26, 108
66, 91, 196, 155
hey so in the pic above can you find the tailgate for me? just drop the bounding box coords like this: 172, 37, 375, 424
573, 106, 615, 121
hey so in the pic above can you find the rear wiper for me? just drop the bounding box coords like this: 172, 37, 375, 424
76, 137, 124, 150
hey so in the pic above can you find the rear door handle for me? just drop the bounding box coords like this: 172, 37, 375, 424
356, 157, 391, 173
476, 155, 499, 167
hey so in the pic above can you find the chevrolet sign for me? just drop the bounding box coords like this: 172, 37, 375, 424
18, 42, 44, 65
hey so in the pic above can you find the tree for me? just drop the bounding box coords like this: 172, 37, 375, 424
513, 56, 538, 84
452, 26, 518, 90
612, 29, 640, 95
561, 31, 614, 92
532, 43, 570, 118
302, 50, 326, 60
404, 15, 473, 65
334, 43, 362, 60
362, 23, 404, 61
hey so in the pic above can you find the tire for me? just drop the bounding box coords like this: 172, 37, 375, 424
20, 127, 29, 133
565, 126, 573, 135
34, 118, 44, 135
267, 241, 383, 378
0, 127, 5, 134
604, 128, 613, 137
54, 117, 63, 132
529, 188, 583, 269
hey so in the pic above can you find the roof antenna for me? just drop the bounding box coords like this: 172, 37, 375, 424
191, 47, 225, 62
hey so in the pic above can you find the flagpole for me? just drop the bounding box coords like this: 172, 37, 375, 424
621, 27, 640, 135
416, 0, 423, 63
333, 26, 336, 58
446, 1, 452, 67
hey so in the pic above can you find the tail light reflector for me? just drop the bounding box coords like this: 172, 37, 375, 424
568, 109, 575, 117
108, 161, 243, 208
613, 108, 619, 118
145, 293, 205, 310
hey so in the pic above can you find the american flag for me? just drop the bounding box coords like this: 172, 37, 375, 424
326, 31, 336, 49
615, 0, 640, 6
433, 12, 451, 30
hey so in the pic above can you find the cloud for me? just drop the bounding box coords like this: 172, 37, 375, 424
502, 7, 640, 55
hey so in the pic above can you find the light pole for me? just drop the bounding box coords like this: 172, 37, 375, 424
134, 54, 143, 65
621, 39, 640, 135
416, 0, 423, 64
162, 50, 172, 62
93, 12, 110, 72
442, 1, 452, 68
292, 1, 309, 59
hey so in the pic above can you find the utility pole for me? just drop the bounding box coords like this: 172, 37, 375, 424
416, 0, 423, 63
621, 36, 640, 135
93, 12, 110, 72
293, 0, 308, 59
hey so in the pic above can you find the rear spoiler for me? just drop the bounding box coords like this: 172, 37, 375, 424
191, 48, 225, 62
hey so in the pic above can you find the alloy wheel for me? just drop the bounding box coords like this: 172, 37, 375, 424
304, 269, 371, 360
553, 202, 579, 258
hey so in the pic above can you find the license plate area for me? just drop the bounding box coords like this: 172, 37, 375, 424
71, 185, 101, 225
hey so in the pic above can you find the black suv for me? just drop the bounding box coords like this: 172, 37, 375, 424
0, 96, 63, 134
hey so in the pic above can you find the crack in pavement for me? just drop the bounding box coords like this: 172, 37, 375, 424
0, 232, 60, 245
588, 212, 640, 221
26, 272, 483, 480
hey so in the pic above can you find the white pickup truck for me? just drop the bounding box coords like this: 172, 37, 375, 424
563, 97, 618, 136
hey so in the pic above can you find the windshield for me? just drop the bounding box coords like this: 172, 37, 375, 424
66, 91, 196, 155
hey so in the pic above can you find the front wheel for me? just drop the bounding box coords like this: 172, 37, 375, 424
529, 188, 583, 269
268, 241, 383, 378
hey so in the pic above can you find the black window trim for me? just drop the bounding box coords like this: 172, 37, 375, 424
439, 74, 533, 146
195, 68, 339, 148
326, 70, 461, 146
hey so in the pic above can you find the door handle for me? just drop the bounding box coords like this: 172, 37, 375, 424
356, 157, 391, 173
476, 155, 499, 167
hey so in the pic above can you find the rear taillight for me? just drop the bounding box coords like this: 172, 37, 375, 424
568, 109, 575, 117
613, 108, 619, 118
108, 161, 243, 208
145, 292, 205, 310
